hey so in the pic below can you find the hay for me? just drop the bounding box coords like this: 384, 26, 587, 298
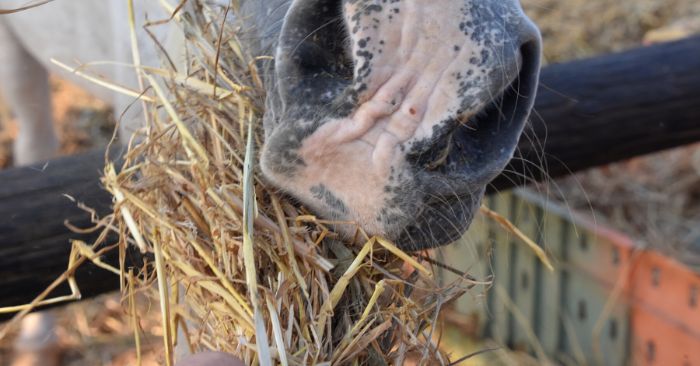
91, 2, 475, 364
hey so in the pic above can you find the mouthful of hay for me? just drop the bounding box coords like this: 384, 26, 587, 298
4, 2, 484, 365
107, 5, 481, 365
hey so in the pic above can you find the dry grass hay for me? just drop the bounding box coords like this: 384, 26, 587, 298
92, 2, 477, 365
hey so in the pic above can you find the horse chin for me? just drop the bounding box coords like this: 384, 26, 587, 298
397, 191, 482, 251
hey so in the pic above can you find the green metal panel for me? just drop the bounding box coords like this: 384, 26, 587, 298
535, 208, 566, 355
508, 194, 541, 352
559, 261, 629, 366
439, 213, 491, 334
443, 189, 632, 365
553, 213, 630, 365
487, 191, 515, 347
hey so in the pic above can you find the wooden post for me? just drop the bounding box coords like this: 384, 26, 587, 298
0, 149, 122, 319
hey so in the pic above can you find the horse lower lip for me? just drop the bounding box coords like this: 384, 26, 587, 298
398, 196, 477, 250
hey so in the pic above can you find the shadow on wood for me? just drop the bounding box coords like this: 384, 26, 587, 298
1, 36, 699, 317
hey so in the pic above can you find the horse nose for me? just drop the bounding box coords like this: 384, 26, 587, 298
516, 18, 543, 88
499, 15, 543, 103
513, 16, 542, 122
517, 13, 542, 51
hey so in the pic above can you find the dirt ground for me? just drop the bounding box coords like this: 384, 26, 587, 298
1, 0, 700, 365
0, 294, 164, 366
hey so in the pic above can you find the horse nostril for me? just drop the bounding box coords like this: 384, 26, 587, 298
512, 17, 543, 114
424, 133, 455, 171
276, 0, 352, 101
510, 36, 543, 135
408, 31, 542, 190
426, 34, 541, 191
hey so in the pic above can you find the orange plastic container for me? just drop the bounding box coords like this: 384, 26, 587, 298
558, 196, 700, 365
628, 250, 700, 365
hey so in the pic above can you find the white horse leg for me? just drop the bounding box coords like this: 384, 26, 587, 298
11, 312, 61, 366
0, 19, 61, 366
0, 19, 58, 166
